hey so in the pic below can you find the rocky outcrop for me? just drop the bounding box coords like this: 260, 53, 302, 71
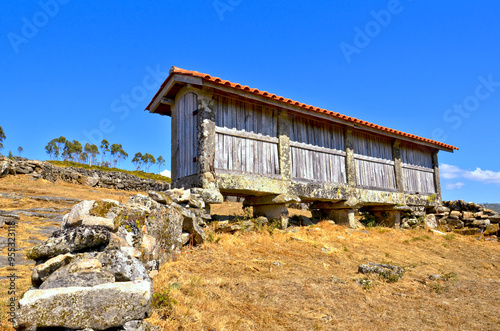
15, 188, 214, 330
0, 156, 170, 192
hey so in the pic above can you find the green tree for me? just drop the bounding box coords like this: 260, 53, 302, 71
157, 155, 165, 173
54, 136, 67, 160
142, 153, 156, 172
45, 140, 58, 160
110, 143, 127, 168
0, 126, 6, 154
63, 140, 82, 161
18, 146, 23, 156
100, 139, 110, 166
132, 152, 143, 170
80, 152, 88, 164
8, 150, 13, 158
84, 143, 100, 165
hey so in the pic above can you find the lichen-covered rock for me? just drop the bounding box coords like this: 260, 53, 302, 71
191, 188, 224, 204
484, 224, 499, 235
31, 253, 74, 287
167, 188, 191, 203
424, 214, 438, 229
0, 160, 11, 178
142, 204, 184, 265
14, 280, 152, 330
358, 263, 404, 281
127, 194, 161, 213
39, 258, 115, 290
174, 204, 205, 245
62, 200, 95, 228
123, 319, 160, 331
26, 226, 111, 261
62, 200, 122, 231
147, 191, 174, 205
96, 249, 150, 282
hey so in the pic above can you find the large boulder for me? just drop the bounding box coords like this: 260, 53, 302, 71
14, 280, 152, 330
26, 226, 111, 261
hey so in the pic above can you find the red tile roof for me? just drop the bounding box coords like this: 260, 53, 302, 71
147, 67, 458, 151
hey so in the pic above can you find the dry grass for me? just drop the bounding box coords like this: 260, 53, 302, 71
1, 177, 499, 330
150, 210, 500, 330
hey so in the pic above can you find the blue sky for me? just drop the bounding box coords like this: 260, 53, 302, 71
1, 0, 499, 202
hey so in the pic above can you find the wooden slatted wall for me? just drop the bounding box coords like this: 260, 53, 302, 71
176, 93, 198, 178
353, 131, 396, 190
401, 143, 435, 194
290, 116, 346, 183
214, 94, 279, 175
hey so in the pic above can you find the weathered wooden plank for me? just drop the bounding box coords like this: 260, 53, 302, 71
215, 127, 279, 144
290, 141, 346, 156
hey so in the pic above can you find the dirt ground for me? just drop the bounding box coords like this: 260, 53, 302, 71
1, 176, 499, 330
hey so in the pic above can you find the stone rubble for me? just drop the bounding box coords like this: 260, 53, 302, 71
15, 188, 215, 331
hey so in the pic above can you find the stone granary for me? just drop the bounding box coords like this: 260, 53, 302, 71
146, 67, 458, 227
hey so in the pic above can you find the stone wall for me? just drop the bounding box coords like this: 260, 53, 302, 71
15, 187, 223, 330
0, 157, 170, 192
397, 200, 500, 238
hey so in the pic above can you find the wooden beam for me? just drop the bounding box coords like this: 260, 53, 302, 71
215, 126, 279, 144
161, 97, 175, 105
290, 141, 346, 157
353, 154, 394, 166
149, 74, 203, 113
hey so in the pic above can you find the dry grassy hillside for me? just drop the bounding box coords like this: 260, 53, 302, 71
1, 176, 499, 330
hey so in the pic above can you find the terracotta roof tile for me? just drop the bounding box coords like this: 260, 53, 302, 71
147, 67, 458, 151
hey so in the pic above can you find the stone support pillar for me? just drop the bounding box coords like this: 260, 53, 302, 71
171, 100, 178, 187
278, 109, 292, 181
196, 87, 216, 189
371, 210, 401, 228
432, 151, 442, 203
344, 127, 356, 187
243, 194, 300, 229
392, 139, 404, 193
310, 201, 358, 229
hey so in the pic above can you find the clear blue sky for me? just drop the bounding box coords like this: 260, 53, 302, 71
1, 1, 499, 202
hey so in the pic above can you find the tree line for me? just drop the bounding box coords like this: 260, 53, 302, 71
44, 137, 165, 173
